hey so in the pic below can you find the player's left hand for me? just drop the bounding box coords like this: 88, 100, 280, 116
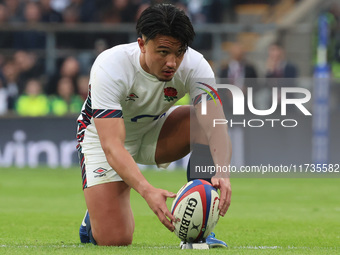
211, 177, 231, 216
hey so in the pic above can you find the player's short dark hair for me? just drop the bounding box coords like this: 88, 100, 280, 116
136, 4, 195, 49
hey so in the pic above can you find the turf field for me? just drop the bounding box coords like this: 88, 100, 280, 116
0, 167, 339, 255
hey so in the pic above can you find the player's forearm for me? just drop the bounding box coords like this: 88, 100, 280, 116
104, 145, 152, 196
208, 126, 232, 174
195, 102, 232, 171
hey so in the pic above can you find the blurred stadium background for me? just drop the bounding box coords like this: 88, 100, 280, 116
0, 0, 339, 169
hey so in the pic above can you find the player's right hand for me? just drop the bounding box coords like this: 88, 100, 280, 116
142, 187, 177, 231
211, 176, 231, 216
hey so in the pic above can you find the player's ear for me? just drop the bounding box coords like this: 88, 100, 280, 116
137, 37, 146, 53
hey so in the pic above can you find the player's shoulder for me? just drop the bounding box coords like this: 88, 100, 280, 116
91, 42, 139, 82
180, 47, 209, 71
183, 47, 205, 64
178, 47, 213, 78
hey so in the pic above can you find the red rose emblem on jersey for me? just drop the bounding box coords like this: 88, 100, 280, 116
164, 87, 178, 102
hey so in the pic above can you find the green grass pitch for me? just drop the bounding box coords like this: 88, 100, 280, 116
0, 167, 339, 254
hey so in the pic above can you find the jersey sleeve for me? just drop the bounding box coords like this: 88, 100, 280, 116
90, 64, 125, 118
187, 57, 217, 105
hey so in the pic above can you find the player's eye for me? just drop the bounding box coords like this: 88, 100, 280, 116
176, 48, 186, 57
159, 50, 168, 56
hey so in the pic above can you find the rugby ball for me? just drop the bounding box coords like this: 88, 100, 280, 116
171, 179, 220, 242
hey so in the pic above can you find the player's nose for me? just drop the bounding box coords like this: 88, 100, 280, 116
166, 55, 177, 69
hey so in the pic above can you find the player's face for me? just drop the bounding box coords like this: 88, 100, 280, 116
138, 35, 186, 82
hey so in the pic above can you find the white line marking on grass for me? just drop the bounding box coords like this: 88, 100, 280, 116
234, 246, 282, 249
233, 246, 320, 250
0, 244, 178, 249
0, 244, 85, 248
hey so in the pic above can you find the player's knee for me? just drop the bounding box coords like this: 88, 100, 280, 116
101, 236, 133, 246
115, 233, 133, 246
93, 220, 134, 246
94, 231, 133, 246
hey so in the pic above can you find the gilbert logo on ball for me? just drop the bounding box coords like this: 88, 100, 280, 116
171, 179, 220, 242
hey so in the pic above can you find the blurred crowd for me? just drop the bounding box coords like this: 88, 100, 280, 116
0, 50, 90, 116
0, 0, 248, 50
0, 0, 232, 31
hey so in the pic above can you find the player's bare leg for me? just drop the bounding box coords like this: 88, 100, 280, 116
155, 105, 207, 164
83, 181, 134, 246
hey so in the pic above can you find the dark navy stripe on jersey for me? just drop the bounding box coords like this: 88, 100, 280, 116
93, 109, 123, 118
78, 149, 87, 189
193, 94, 202, 106
77, 85, 93, 144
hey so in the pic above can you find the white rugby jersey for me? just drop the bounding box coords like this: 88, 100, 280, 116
77, 42, 215, 153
